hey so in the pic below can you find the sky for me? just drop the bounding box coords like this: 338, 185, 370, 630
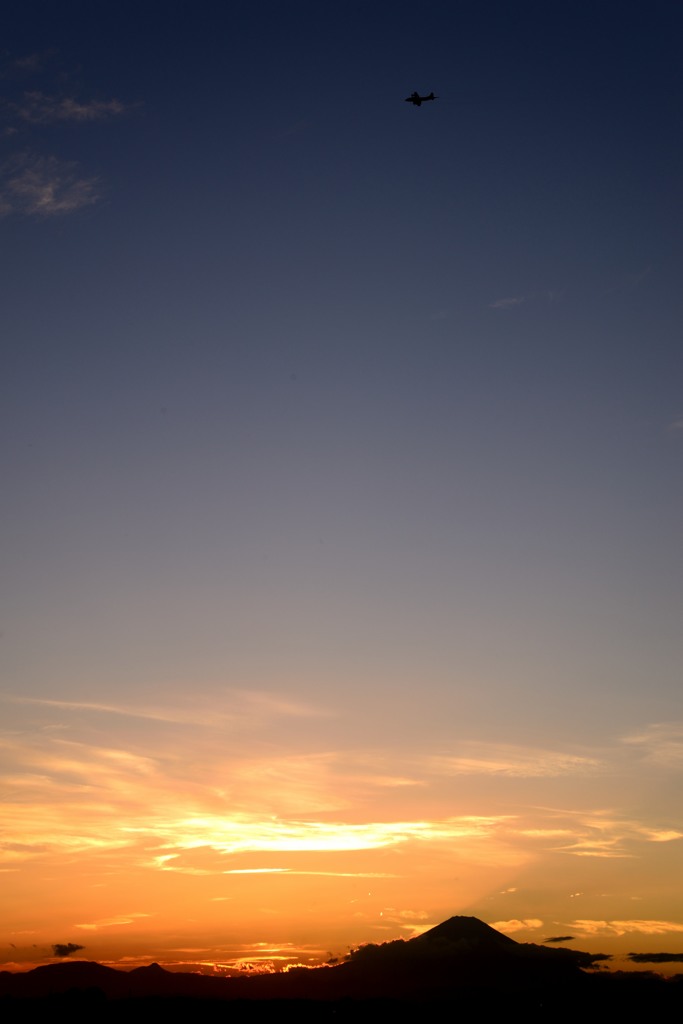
2, 0, 683, 975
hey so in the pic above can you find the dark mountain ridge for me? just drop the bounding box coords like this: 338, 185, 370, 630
1, 916, 679, 1015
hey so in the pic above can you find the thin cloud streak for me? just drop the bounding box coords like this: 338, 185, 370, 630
7, 53, 45, 75
491, 918, 544, 933
3, 690, 329, 726
236, 691, 333, 719
572, 920, 683, 937
504, 807, 682, 860
15, 91, 126, 123
143, 813, 507, 857
427, 743, 601, 778
0, 154, 98, 216
622, 722, 683, 768
4, 693, 229, 726
217, 869, 399, 877
75, 913, 151, 931
628, 952, 683, 963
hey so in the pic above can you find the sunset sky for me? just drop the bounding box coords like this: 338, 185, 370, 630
2, 1, 682, 975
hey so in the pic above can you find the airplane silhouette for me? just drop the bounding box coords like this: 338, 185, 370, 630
405, 91, 437, 106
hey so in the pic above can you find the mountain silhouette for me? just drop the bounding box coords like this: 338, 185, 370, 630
413, 915, 518, 950
0, 917, 678, 1014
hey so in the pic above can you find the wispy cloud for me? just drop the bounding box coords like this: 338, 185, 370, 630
0, 55, 132, 217
11, 54, 45, 74
380, 908, 430, 922
571, 919, 683, 937
637, 827, 683, 842
143, 813, 507, 860
15, 91, 126, 123
3, 689, 328, 726
217, 868, 398, 878
621, 722, 683, 769
1, 52, 49, 78
1, 714, 678, 891
0, 154, 98, 216
427, 743, 601, 778
509, 807, 682, 858
75, 913, 151, 931
4, 693, 229, 727
490, 918, 543, 934
553, 838, 634, 858
1, 723, 517, 869
237, 690, 332, 719
355, 774, 423, 788
229, 753, 349, 813
562, 817, 679, 857
668, 417, 683, 431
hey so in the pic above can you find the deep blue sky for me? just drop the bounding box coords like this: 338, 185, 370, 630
2, 1, 683, 968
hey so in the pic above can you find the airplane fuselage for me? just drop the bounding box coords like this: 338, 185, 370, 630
405, 91, 436, 106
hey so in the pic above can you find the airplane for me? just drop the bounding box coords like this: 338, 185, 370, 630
404, 91, 437, 106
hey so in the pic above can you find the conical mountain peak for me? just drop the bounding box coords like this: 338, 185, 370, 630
412, 916, 518, 950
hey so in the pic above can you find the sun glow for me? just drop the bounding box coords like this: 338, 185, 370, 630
3, 692, 682, 971
142, 813, 506, 856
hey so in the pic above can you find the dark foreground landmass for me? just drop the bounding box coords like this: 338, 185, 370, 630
1, 917, 681, 1020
